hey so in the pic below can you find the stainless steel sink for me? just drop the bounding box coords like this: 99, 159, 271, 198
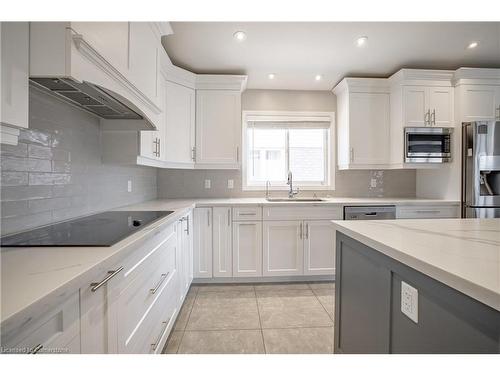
266, 197, 324, 202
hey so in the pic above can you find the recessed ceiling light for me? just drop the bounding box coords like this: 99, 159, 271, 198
356, 36, 368, 47
233, 31, 247, 42
467, 41, 479, 49
315, 74, 322, 81
268, 73, 276, 80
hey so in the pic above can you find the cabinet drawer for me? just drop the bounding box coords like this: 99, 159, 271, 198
1, 292, 80, 354
232, 206, 262, 221
116, 229, 177, 353
396, 205, 459, 219
118, 263, 178, 354
263, 205, 342, 221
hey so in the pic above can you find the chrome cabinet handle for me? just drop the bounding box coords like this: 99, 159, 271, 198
185, 216, 190, 235
30, 344, 43, 354
496, 105, 500, 120
207, 210, 210, 227
236, 146, 239, 162
415, 210, 441, 214
191, 147, 196, 161
227, 209, 231, 226
431, 109, 436, 126
157, 138, 161, 158
424, 110, 430, 126
150, 272, 169, 294
299, 223, 303, 239
90, 267, 124, 292
305, 223, 309, 239
151, 320, 169, 352
238, 212, 256, 216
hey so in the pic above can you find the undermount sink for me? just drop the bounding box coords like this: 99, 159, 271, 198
266, 197, 325, 202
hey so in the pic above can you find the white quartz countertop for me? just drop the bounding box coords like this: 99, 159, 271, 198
0, 196, 460, 329
332, 218, 500, 311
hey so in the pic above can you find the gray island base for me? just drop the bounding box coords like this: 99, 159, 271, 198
334, 232, 500, 354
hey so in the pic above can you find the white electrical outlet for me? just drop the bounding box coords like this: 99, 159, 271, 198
370, 178, 377, 188
127, 180, 132, 193
204, 179, 211, 189
227, 179, 234, 189
401, 281, 418, 323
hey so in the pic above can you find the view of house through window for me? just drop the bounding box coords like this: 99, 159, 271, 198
244, 114, 332, 189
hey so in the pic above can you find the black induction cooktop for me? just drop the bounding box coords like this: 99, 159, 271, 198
0, 211, 174, 247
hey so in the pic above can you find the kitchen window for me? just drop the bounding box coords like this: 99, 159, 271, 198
242, 111, 335, 190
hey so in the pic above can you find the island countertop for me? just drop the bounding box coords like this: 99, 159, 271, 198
331, 218, 500, 311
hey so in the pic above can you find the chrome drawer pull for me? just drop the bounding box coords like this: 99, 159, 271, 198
30, 344, 43, 354
90, 267, 124, 292
150, 272, 169, 294
415, 210, 441, 214
151, 320, 169, 351
238, 212, 256, 216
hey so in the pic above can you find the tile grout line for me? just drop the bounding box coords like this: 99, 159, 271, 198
311, 287, 335, 324
253, 285, 267, 354
176, 285, 199, 354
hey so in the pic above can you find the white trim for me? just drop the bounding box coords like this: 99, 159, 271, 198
241, 110, 336, 191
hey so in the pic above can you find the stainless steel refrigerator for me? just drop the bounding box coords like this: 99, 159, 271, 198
462, 121, 500, 218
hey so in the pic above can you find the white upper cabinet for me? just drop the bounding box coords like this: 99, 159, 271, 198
128, 22, 160, 104
195, 75, 247, 169
333, 78, 391, 170
164, 80, 196, 167
402, 85, 453, 127
1, 22, 29, 145
454, 68, 500, 122
29, 22, 172, 131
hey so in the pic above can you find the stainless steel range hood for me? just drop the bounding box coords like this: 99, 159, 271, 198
30, 77, 156, 129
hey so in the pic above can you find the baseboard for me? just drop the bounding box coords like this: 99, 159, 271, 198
192, 275, 335, 284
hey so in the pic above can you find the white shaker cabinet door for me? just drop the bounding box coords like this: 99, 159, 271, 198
348, 92, 390, 165
193, 208, 213, 278
428, 86, 453, 127
262, 221, 304, 276
165, 80, 196, 165
461, 85, 498, 122
212, 207, 233, 278
403, 86, 428, 127
195, 90, 241, 167
303, 220, 336, 276
232, 221, 262, 277
1, 22, 29, 130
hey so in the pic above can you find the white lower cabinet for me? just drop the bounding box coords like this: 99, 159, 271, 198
263, 221, 304, 276
212, 207, 233, 277
303, 221, 336, 275
1, 292, 81, 354
232, 221, 262, 277
193, 207, 213, 278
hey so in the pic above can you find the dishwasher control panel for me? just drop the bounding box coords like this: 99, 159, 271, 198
343, 205, 396, 220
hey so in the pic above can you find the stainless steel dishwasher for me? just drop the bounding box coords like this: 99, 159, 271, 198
343, 206, 396, 220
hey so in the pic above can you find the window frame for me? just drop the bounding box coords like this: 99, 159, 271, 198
242, 110, 336, 191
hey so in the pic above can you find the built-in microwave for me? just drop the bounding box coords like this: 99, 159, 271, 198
404, 127, 453, 163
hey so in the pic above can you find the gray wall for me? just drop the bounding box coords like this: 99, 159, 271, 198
158, 89, 416, 199
0, 88, 157, 235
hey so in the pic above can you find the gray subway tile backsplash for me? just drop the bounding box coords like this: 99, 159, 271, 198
0, 88, 157, 235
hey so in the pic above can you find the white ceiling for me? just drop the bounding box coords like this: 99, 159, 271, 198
162, 22, 500, 90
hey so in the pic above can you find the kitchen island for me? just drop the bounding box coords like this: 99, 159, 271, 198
332, 218, 500, 354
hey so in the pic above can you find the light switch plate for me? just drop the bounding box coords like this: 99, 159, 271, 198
204, 179, 211, 189
227, 179, 234, 189
401, 281, 418, 323
127, 180, 132, 193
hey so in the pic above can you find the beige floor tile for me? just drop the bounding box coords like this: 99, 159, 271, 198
308, 282, 335, 290
173, 293, 196, 331
313, 289, 335, 320
254, 282, 310, 291
186, 291, 261, 330
163, 331, 183, 354
197, 284, 255, 293
178, 330, 265, 354
263, 327, 334, 354
257, 289, 333, 328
